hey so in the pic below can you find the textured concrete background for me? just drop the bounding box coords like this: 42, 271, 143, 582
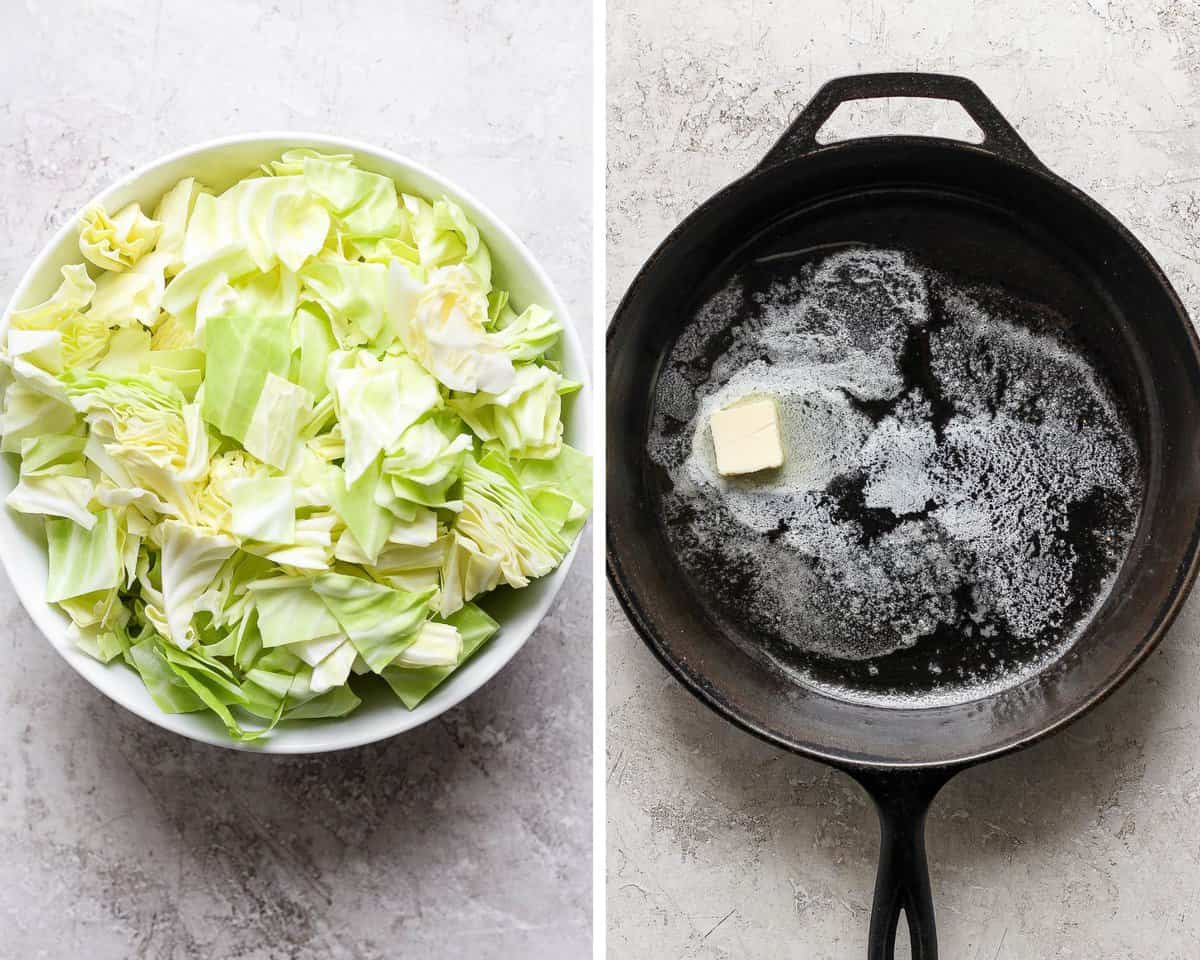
608, 2, 1200, 957
0, 2, 592, 958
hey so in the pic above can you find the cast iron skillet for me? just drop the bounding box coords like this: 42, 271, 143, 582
607, 73, 1200, 958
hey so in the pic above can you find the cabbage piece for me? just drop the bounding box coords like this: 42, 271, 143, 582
94, 326, 151, 373
249, 577, 341, 648
158, 641, 283, 741
265, 149, 354, 177
486, 289, 511, 328
241, 648, 315, 724
65, 317, 117, 370
286, 445, 339, 505
161, 245, 258, 315
438, 531, 501, 617
300, 259, 388, 347
450, 365, 565, 460
386, 262, 514, 393
299, 394, 338, 447
18, 433, 88, 477
516, 443, 593, 539
152, 177, 208, 275
327, 350, 440, 485
289, 631, 346, 668
333, 507, 437, 565
154, 351, 206, 400
187, 266, 298, 354
227, 179, 311, 271
128, 636, 206, 713
302, 157, 402, 239
88, 251, 170, 328
159, 520, 237, 648
64, 371, 197, 520
79, 203, 160, 271
312, 572, 434, 673
150, 313, 193, 350
387, 508, 439, 546
8, 357, 70, 404
291, 303, 337, 401
94, 484, 176, 525
381, 603, 498, 708
6, 475, 95, 528
284, 683, 360, 719
59, 584, 128, 632
243, 646, 307, 694
232, 266, 301, 322
379, 415, 472, 510
392, 620, 461, 667
64, 371, 187, 453
439, 451, 568, 615
267, 192, 331, 273
327, 456, 391, 564
7, 328, 63, 373
44, 511, 122, 602
200, 313, 291, 443
158, 641, 246, 705
71, 616, 135, 664
253, 512, 337, 571
350, 236, 420, 266
193, 449, 271, 529
230, 476, 294, 543
243, 373, 311, 471
7, 304, 117, 374
95, 326, 206, 399
494, 304, 562, 362
8, 264, 95, 328
5, 275, 115, 369
181, 192, 231, 265
193, 552, 274, 629
309, 639, 358, 693
0, 381, 79, 454
7, 432, 94, 529
183, 176, 327, 273
406, 195, 491, 288
376, 537, 448, 573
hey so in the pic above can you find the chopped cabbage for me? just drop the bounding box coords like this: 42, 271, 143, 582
0, 150, 589, 740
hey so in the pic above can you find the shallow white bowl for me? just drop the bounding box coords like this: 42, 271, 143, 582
0, 133, 590, 753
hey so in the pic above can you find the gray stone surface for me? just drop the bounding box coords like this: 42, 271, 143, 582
607, 2, 1200, 957
0, 2, 592, 958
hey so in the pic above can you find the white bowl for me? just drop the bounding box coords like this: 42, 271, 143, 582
0, 133, 590, 753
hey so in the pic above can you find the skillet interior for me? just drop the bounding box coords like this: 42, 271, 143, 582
607, 139, 1200, 767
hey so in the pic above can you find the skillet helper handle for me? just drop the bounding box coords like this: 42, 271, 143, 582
850, 767, 957, 960
758, 72, 1043, 171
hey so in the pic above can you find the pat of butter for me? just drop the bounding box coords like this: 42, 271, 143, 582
710, 398, 784, 476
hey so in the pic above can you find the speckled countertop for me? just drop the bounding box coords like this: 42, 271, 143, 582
0, 2, 592, 958
608, 2, 1200, 957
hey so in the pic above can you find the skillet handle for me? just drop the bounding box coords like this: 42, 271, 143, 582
758, 72, 1042, 171
849, 766, 957, 960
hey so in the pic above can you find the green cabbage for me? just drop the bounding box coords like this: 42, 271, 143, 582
0, 150, 589, 740
450, 364, 570, 460
79, 203, 160, 272
387, 261, 515, 392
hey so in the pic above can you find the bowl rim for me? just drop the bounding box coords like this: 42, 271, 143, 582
0, 130, 591, 754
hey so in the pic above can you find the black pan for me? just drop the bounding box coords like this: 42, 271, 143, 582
606, 73, 1200, 958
